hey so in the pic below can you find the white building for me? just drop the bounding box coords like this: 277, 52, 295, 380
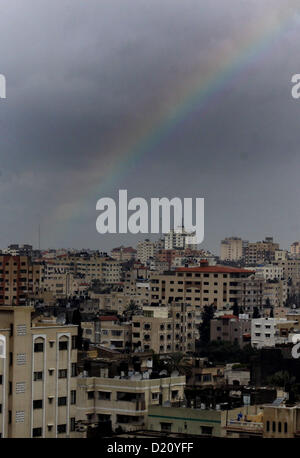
251, 317, 297, 349
164, 229, 197, 250
254, 264, 284, 281
137, 240, 155, 265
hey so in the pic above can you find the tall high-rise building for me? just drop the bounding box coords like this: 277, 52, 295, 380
220, 237, 243, 261
0, 306, 78, 438
0, 255, 43, 306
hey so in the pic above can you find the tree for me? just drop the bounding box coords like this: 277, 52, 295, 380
199, 304, 215, 346
266, 371, 295, 388
252, 307, 260, 319
232, 303, 239, 317
165, 352, 192, 377
123, 300, 141, 320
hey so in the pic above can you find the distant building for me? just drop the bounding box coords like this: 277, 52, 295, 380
110, 246, 136, 262
220, 237, 243, 261
290, 242, 300, 256
210, 314, 251, 347
243, 237, 279, 265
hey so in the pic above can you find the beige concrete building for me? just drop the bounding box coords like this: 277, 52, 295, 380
147, 404, 262, 437
210, 314, 251, 347
76, 374, 185, 432
243, 237, 280, 265
0, 306, 78, 438
137, 240, 155, 265
263, 405, 300, 438
110, 246, 136, 262
0, 255, 43, 306
81, 316, 132, 350
220, 237, 243, 261
44, 254, 123, 285
290, 242, 300, 256
150, 261, 254, 311
131, 303, 196, 353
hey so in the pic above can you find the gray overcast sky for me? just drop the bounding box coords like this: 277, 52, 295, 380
0, 0, 300, 253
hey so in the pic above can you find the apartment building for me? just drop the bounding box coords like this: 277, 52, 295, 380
44, 254, 123, 285
99, 316, 128, 350
0, 306, 78, 438
239, 276, 264, 314
0, 255, 43, 306
137, 240, 155, 265
263, 405, 300, 438
251, 317, 297, 348
123, 267, 150, 306
147, 404, 262, 437
254, 264, 284, 281
76, 373, 185, 432
243, 237, 280, 265
131, 303, 196, 353
90, 290, 129, 315
150, 261, 254, 311
163, 229, 197, 250
210, 314, 251, 347
220, 237, 243, 261
110, 246, 136, 262
290, 242, 300, 257
263, 280, 288, 308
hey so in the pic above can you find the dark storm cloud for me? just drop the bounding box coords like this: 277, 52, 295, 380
0, 0, 300, 250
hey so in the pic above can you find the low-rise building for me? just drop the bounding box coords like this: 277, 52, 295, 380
210, 314, 251, 347
76, 373, 185, 432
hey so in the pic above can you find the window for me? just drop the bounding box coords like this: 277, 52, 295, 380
266, 421, 270, 432
57, 424, 67, 434
58, 369, 67, 379
201, 426, 213, 435
34, 342, 44, 353
34, 371, 43, 381
72, 336, 77, 349
71, 390, 76, 405
284, 422, 288, 433
32, 427, 42, 437
58, 397, 67, 406
33, 400, 43, 409
278, 422, 282, 433
98, 391, 111, 400
272, 421, 276, 432
71, 363, 77, 377
88, 391, 95, 400
59, 341, 68, 351
70, 418, 76, 432
0, 375, 2, 385
160, 422, 172, 432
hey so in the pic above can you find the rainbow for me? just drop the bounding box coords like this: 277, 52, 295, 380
52, 3, 298, 233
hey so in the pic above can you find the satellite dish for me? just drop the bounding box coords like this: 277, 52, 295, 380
159, 370, 168, 377
171, 370, 179, 377
142, 371, 150, 379
130, 372, 142, 380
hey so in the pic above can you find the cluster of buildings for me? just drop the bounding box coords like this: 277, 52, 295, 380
1, 234, 300, 438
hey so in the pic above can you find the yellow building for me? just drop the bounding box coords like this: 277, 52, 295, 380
0, 306, 78, 438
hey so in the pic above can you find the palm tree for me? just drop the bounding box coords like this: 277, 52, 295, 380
165, 352, 192, 377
